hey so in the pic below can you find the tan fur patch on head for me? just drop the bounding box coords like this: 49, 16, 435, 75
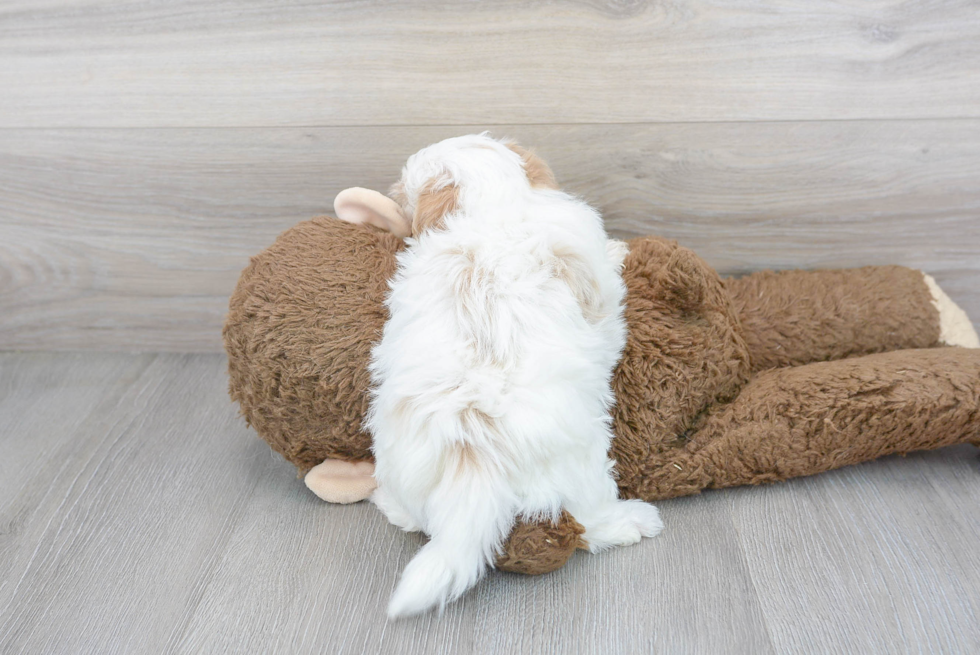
505, 143, 559, 190
413, 181, 459, 236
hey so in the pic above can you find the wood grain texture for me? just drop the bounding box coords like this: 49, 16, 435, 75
730, 448, 980, 653
2, 121, 978, 352
0, 354, 268, 654
176, 478, 775, 655
1, 353, 979, 653
3, 1, 980, 127
0, 353, 154, 591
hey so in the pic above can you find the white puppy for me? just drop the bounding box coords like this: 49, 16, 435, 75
366, 134, 662, 618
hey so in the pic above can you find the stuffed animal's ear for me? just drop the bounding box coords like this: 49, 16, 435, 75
334, 187, 412, 238
304, 459, 377, 503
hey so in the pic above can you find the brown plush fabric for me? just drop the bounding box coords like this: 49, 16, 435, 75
726, 266, 942, 372
224, 217, 404, 473
224, 216, 980, 576
629, 348, 980, 500
610, 237, 752, 497
494, 512, 585, 575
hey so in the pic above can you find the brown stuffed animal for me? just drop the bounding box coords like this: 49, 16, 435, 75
225, 159, 980, 576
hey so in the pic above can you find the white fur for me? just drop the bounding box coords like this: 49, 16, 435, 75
366, 134, 662, 619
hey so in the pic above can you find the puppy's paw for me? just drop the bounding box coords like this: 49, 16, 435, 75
625, 499, 664, 538
387, 545, 480, 619
582, 500, 662, 552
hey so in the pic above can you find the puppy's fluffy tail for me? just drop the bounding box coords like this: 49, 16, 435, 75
387, 541, 476, 618
387, 448, 516, 619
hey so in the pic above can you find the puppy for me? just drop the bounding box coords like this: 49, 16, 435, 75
366, 134, 662, 618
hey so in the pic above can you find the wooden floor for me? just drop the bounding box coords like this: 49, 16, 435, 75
0, 352, 977, 654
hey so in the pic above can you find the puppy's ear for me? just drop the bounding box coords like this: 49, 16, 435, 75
413, 180, 459, 236
505, 143, 559, 190
334, 187, 412, 238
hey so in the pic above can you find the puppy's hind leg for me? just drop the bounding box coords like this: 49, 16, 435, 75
372, 485, 422, 533
564, 455, 662, 553
387, 448, 516, 619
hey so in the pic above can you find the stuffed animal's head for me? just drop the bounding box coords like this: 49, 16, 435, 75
223, 217, 406, 503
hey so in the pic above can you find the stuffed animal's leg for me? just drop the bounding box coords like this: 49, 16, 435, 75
386, 462, 516, 619
725, 266, 977, 372
655, 348, 980, 499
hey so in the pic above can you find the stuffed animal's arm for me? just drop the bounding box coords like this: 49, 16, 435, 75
725, 266, 978, 372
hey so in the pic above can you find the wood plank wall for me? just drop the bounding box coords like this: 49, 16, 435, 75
1, 1, 978, 352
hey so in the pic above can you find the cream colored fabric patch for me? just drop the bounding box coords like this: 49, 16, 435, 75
923, 274, 980, 348
304, 459, 378, 504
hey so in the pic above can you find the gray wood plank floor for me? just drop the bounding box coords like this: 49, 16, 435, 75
1, 353, 978, 653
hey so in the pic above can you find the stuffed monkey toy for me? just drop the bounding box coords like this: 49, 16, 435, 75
224, 150, 980, 576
